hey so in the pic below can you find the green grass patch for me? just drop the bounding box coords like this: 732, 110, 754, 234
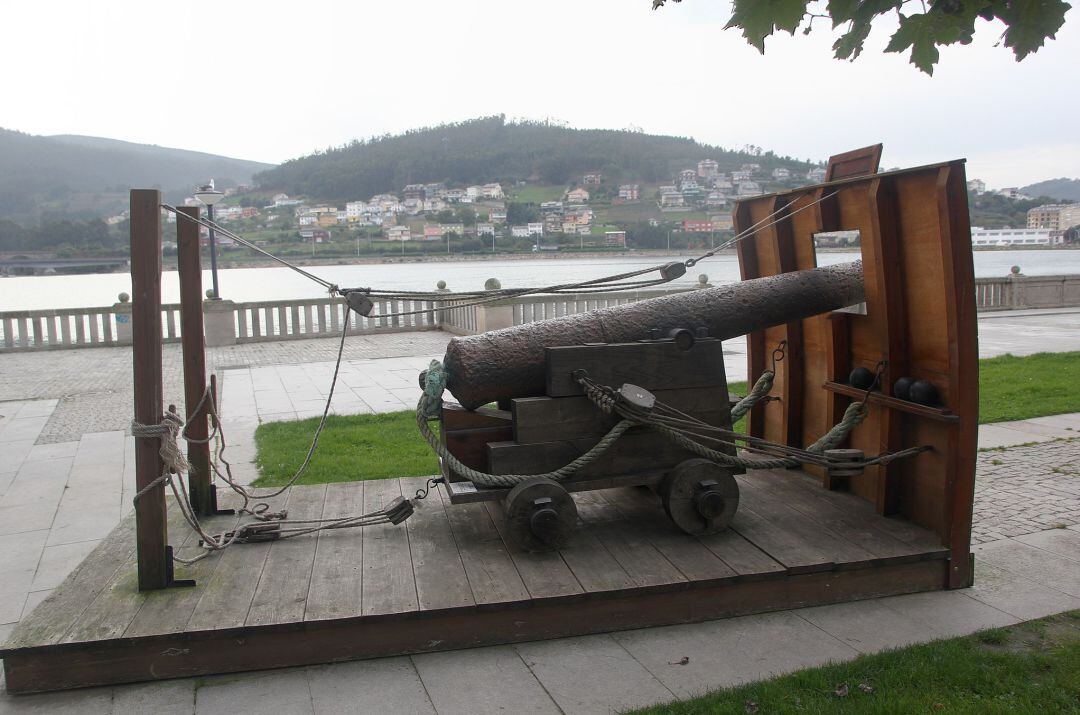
507, 184, 565, 203
252, 352, 1079, 486
253, 412, 437, 487
630, 611, 1080, 714
978, 351, 1080, 423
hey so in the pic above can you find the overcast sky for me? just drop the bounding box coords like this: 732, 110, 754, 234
3, 0, 1076, 188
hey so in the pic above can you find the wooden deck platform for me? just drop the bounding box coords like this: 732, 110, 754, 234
1, 468, 950, 694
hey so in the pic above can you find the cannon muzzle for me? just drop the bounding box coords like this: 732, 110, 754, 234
443, 260, 865, 409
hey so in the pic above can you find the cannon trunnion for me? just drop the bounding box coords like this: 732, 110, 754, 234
439, 334, 741, 550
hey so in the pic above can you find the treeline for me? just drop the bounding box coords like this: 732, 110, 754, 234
255, 116, 817, 201
0, 218, 123, 253
967, 192, 1062, 229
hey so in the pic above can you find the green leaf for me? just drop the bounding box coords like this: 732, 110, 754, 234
884, 13, 941, 74
832, 20, 873, 59
827, 0, 861, 25
998, 0, 1070, 60
725, 0, 810, 52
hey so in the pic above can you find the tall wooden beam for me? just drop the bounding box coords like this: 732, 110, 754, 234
130, 189, 170, 590
177, 206, 214, 516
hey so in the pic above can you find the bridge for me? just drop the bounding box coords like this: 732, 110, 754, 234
0, 255, 130, 276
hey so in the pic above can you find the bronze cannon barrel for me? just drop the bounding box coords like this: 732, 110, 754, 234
443, 260, 865, 409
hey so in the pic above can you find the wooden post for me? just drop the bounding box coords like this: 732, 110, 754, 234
177, 206, 214, 516
130, 189, 170, 590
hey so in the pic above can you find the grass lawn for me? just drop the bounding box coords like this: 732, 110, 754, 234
507, 185, 565, 203
978, 351, 1079, 423
630, 611, 1080, 714
253, 352, 1080, 486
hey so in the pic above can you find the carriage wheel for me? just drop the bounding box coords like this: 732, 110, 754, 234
660, 459, 739, 535
504, 477, 578, 552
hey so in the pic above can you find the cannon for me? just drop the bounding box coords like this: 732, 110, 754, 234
427, 261, 868, 550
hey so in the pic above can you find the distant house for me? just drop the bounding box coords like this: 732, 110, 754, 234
441, 223, 465, 236
731, 170, 753, 182
806, 167, 827, 182
527, 222, 544, 237
705, 192, 727, 208
299, 228, 331, 243
737, 181, 763, 197
511, 225, 530, 238
403, 184, 425, 200
476, 222, 495, 236
403, 198, 424, 214
679, 169, 697, 183
740, 163, 761, 172
604, 230, 627, 247
423, 197, 446, 213
444, 188, 465, 203
424, 183, 446, 199
772, 167, 791, 180
489, 209, 507, 223
317, 213, 338, 228
583, 173, 603, 186
968, 179, 986, 195
680, 179, 699, 192
540, 201, 564, 214
697, 159, 719, 179
682, 220, 714, 233
480, 183, 504, 199
618, 184, 640, 202
710, 213, 734, 230
386, 226, 411, 241
466, 185, 482, 200
298, 214, 318, 226
566, 187, 590, 203
660, 190, 685, 208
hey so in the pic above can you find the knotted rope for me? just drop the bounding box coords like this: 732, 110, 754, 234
130, 410, 189, 503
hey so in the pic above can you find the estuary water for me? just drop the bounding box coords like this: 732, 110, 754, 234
2, 250, 1079, 312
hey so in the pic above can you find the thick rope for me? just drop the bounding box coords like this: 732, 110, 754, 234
730, 369, 775, 422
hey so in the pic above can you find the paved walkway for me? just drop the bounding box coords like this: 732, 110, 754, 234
0, 311, 1078, 713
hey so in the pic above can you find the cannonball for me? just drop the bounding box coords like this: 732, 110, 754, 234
1010, 265, 1021, 275
436, 280, 447, 290
893, 376, 914, 401
849, 367, 876, 390
909, 380, 940, 406
118, 292, 130, 303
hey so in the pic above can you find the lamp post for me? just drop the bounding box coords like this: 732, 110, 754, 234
194, 182, 224, 299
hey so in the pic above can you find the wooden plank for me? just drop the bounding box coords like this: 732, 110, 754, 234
443, 501, 529, 605
750, 470, 944, 562
825, 144, 883, 182
443, 425, 514, 472
733, 475, 877, 571
305, 482, 365, 621
599, 487, 739, 581
186, 491, 285, 631
511, 387, 732, 445
63, 504, 191, 643
770, 195, 803, 447
441, 403, 512, 430
0, 559, 948, 694
487, 428, 696, 478
545, 339, 726, 397
6, 516, 138, 648
246, 485, 328, 626
361, 479, 418, 616
129, 188, 169, 590
821, 313, 852, 489
484, 501, 583, 598
176, 205, 214, 516
401, 476, 474, 611
734, 200, 767, 439
124, 496, 243, 637
558, 527, 636, 592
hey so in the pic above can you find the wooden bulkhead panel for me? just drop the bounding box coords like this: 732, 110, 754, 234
734, 158, 978, 589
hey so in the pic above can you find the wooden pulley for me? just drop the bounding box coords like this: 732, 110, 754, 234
503, 477, 578, 552
824, 448, 866, 478
660, 459, 739, 536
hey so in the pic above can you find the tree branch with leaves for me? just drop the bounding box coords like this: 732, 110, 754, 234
652, 0, 1071, 74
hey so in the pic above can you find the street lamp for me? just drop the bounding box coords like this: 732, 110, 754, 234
194, 181, 225, 299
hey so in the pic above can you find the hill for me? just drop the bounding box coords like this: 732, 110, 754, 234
255, 116, 817, 201
0, 128, 272, 223
1020, 178, 1080, 202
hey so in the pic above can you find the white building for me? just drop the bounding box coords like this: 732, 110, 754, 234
807, 167, 827, 182
968, 179, 986, 195
511, 225, 530, 238
527, 222, 544, 237
480, 183, 504, 199
737, 181, 763, 197
476, 222, 495, 236
970, 227, 1059, 247
697, 159, 719, 179
772, 167, 791, 180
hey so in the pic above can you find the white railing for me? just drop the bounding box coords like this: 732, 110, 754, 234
232, 296, 438, 343
0, 304, 181, 351
2, 274, 1076, 352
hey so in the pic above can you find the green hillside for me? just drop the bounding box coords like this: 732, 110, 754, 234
255, 115, 818, 202
1020, 178, 1080, 202
0, 128, 272, 223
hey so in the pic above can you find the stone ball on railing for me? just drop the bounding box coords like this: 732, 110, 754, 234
1010, 265, 1022, 275
118, 292, 130, 303
484, 278, 502, 291
437, 280, 447, 290
205, 289, 217, 299
695, 274, 711, 289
